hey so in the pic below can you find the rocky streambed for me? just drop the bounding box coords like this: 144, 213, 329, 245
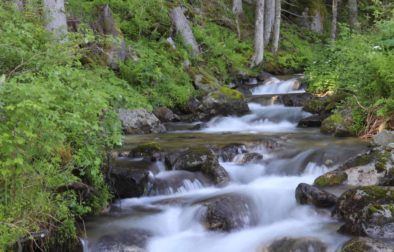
82, 75, 394, 252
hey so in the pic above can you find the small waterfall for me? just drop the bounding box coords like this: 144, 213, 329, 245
252, 78, 305, 95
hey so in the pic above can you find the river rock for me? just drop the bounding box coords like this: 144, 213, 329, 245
373, 130, 394, 149
298, 115, 323, 128
165, 147, 230, 186
216, 143, 247, 162
341, 237, 394, 252
200, 194, 258, 232
118, 109, 166, 134
153, 107, 180, 122
281, 93, 314, 107
260, 237, 327, 252
295, 183, 337, 208
335, 186, 394, 239
108, 160, 151, 198
314, 149, 394, 187
93, 229, 151, 252
257, 72, 274, 82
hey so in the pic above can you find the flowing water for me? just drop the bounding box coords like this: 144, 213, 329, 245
83, 77, 368, 252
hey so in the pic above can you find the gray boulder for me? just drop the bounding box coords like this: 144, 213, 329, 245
373, 130, 394, 149
335, 186, 394, 239
295, 183, 337, 208
200, 194, 258, 232
118, 109, 166, 134
165, 147, 230, 186
153, 107, 180, 122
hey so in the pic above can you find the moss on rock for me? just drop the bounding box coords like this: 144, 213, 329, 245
314, 171, 347, 186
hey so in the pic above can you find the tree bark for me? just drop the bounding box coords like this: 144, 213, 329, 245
171, 7, 200, 56
233, 0, 243, 39
251, 0, 265, 66
43, 0, 68, 41
264, 0, 275, 44
348, 0, 359, 29
272, 0, 281, 53
331, 0, 338, 40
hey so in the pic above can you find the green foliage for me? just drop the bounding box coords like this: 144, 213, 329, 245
193, 22, 253, 82
119, 39, 194, 108
67, 0, 172, 40
305, 18, 394, 129
0, 3, 150, 249
264, 24, 323, 73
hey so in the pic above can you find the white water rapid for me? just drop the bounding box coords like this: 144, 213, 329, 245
83, 76, 367, 252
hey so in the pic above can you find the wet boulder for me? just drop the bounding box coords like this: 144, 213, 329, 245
298, 115, 323, 128
153, 107, 180, 123
281, 93, 314, 107
216, 143, 247, 162
260, 237, 327, 252
335, 186, 394, 239
295, 183, 337, 208
108, 158, 153, 198
165, 147, 230, 186
118, 109, 166, 134
200, 194, 258, 232
93, 229, 151, 252
341, 237, 394, 252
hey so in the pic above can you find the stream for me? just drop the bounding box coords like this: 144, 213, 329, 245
83, 77, 368, 252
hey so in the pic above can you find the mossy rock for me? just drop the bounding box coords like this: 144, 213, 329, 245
218, 87, 244, 100
314, 171, 347, 186
303, 99, 326, 114
320, 111, 354, 137
341, 237, 394, 252
130, 142, 161, 157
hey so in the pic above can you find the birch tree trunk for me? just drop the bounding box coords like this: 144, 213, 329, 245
171, 7, 200, 56
272, 0, 281, 53
251, 0, 265, 67
233, 0, 243, 39
331, 0, 338, 40
348, 0, 359, 29
43, 0, 68, 41
264, 0, 275, 45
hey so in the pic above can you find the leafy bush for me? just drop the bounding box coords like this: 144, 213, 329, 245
305, 18, 394, 132
0, 3, 149, 249
119, 39, 195, 108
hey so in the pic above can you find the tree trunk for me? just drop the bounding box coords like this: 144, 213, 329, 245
251, 0, 265, 67
264, 0, 275, 44
272, 0, 281, 53
233, 0, 243, 39
331, 0, 338, 40
170, 7, 200, 56
43, 0, 68, 41
348, 0, 359, 29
